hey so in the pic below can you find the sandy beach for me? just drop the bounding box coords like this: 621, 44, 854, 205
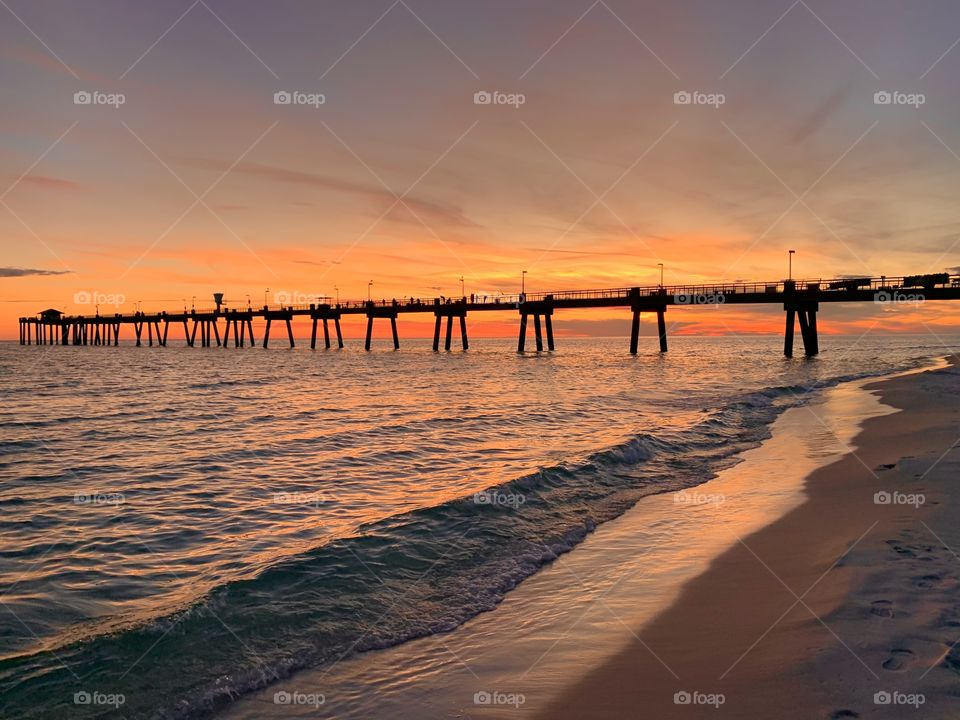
540, 357, 960, 719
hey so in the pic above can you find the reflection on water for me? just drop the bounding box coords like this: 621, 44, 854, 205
222, 375, 899, 720
0, 337, 952, 718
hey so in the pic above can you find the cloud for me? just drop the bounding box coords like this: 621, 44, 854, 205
0, 267, 72, 277
16, 175, 82, 191
182, 159, 478, 229
791, 84, 854, 145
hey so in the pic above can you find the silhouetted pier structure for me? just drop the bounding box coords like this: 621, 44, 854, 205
19, 273, 960, 356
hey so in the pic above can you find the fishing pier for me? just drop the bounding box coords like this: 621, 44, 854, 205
19, 273, 960, 357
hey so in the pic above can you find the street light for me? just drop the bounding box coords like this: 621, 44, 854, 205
788, 250, 796, 281
191, 296, 196, 312
460, 276, 465, 298
367, 280, 373, 302
245, 294, 251, 309
521, 270, 528, 295
264, 288, 269, 308
657, 263, 664, 287
334, 285, 339, 304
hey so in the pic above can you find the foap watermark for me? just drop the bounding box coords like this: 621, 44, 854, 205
74, 492, 125, 506
273, 690, 325, 709
73, 691, 125, 708
874, 690, 925, 708
674, 690, 725, 708
874, 90, 925, 108
674, 90, 725, 108
874, 490, 925, 508
674, 489, 726, 507
273, 290, 328, 306
74, 290, 126, 308
674, 292, 725, 306
274, 491, 328, 507
74, 90, 125, 108
474, 90, 525, 108
875, 290, 924, 305
473, 490, 526, 509
474, 690, 526, 708
274, 90, 325, 108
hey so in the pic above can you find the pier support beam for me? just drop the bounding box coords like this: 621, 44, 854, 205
784, 302, 819, 357
309, 305, 340, 350
433, 301, 468, 352
364, 304, 400, 351
628, 293, 668, 354
657, 309, 668, 353
517, 298, 554, 353
517, 313, 528, 353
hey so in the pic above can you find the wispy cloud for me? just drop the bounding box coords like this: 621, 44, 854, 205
182, 159, 479, 229
0, 267, 73, 277
15, 175, 82, 191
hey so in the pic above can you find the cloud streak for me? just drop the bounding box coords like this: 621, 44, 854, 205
0, 267, 72, 277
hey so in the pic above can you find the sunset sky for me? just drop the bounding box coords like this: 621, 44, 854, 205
3, 0, 960, 339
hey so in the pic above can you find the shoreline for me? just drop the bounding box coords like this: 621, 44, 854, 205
217, 360, 931, 719
539, 356, 960, 719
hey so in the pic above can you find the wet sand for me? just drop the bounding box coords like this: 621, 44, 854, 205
540, 357, 960, 719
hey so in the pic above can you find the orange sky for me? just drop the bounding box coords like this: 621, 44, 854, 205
3, 1, 960, 340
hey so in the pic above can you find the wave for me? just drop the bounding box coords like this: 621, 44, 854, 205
0, 362, 932, 720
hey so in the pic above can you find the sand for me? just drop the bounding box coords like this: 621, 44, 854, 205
539, 358, 960, 719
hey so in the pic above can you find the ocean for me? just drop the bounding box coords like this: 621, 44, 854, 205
0, 334, 954, 719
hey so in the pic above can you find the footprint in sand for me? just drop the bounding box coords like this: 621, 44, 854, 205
870, 600, 894, 618
829, 710, 860, 719
882, 648, 915, 671
875, 463, 896, 471
915, 574, 943, 589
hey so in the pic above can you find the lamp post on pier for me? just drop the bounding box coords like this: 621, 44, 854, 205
788, 250, 795, 281
657, 262, 664, 287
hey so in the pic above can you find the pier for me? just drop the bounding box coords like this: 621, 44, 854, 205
19, 273, 960, 356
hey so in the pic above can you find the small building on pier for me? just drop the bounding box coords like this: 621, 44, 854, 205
38, 308, 63, 322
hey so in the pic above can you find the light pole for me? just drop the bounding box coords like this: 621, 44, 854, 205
788, 250, 795, 281
367, 280, 373, 303
657, 262, 664, 287
191, 296, 196, 312
245, 294, 251, 309
460, 276, 465, 298
521, 270, 528, 295
136, 300, 142, 313
264, 288, 269, 308
334, 285, 339, 304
